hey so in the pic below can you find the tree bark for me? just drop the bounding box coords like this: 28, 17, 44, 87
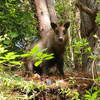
34, 0, 51, 37
68, 0, 75, 69
46, 0, 58, 23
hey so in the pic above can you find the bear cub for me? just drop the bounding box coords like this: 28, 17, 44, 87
25, 22, 70, 76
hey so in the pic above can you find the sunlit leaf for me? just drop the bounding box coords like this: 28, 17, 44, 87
10, 32, 19, 38
10, 61, 22, 65
34, 60, 42, 67
3, 40, 11, 45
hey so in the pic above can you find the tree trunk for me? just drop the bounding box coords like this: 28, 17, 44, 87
76, 0, 100, 77
34, 0, 51, 37
68, 0, 75, 69
46, 0, 58, 23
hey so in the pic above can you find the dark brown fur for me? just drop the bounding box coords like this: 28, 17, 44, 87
25, 22, 70, 76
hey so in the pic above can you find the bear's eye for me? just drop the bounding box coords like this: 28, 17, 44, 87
55, 30, 60, 35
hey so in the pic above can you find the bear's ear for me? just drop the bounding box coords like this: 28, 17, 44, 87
51, 22, 57, 30
64, 21, 70, 29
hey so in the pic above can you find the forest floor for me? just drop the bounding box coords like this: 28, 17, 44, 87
14, 69, 100, 99
0, 68, 100, 100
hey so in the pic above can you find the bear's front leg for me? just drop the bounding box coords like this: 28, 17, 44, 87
56, 56, 64, 76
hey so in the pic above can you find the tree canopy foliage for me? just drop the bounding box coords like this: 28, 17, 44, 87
0, 0, 38, 52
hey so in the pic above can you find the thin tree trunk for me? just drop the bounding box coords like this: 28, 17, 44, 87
68, 28, 75, 68
76, 9, 81, 39
68, 0, 75, 68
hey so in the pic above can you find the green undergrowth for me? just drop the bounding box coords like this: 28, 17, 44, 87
0, 71, 100, 100
0, 73, 46, 99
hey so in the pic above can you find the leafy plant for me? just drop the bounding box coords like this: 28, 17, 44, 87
84, 86, 100, 100
95, 14, 100, 24
27, 46, 44, 67
0, 0, 38, 52
72, 38, 91, 55
0, 73, 46, 99
0, 45, 22, 66
60, 88, 80, 100
21, 45, 54, 67
95, 76, 100, 84
96, 1, 100, 24
71, 38, 91, 66
0, 43, 54, 72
